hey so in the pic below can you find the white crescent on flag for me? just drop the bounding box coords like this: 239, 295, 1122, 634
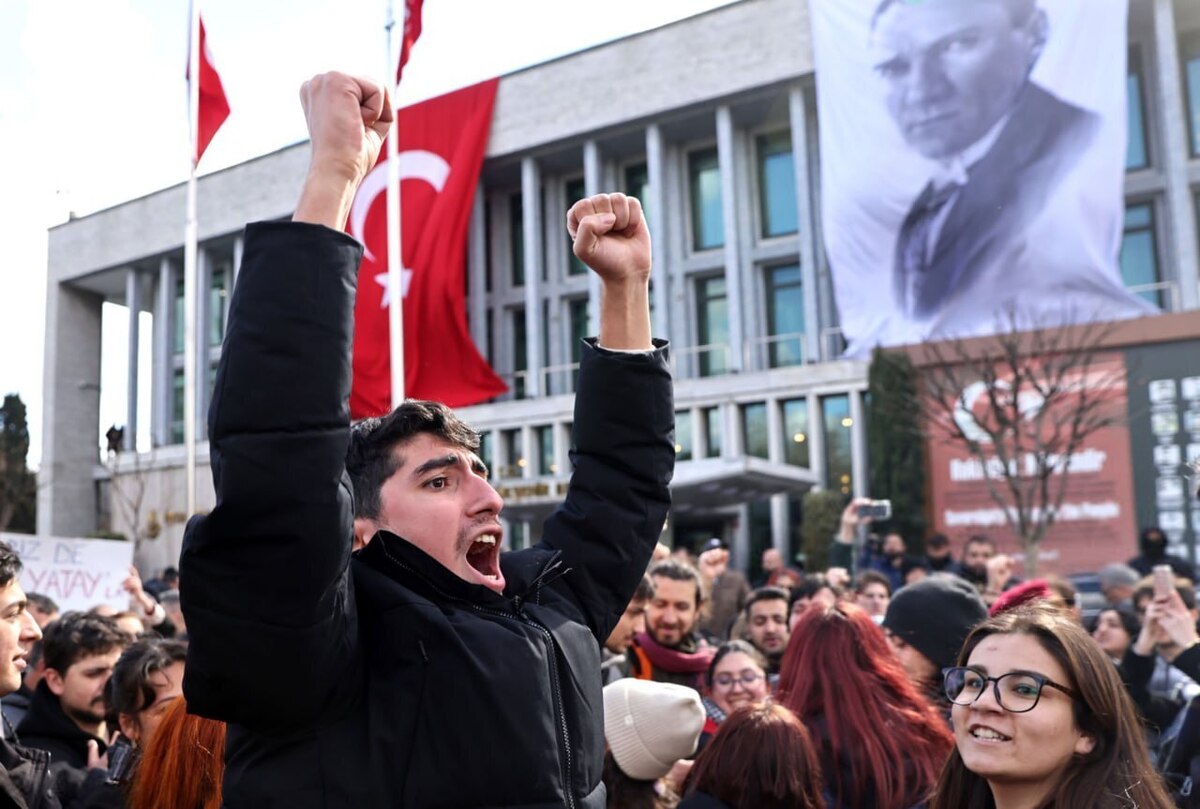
348, 149, 451, 264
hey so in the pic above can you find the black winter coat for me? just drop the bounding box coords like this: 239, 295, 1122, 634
180, 222, 674, 808
0, 737, 58, 809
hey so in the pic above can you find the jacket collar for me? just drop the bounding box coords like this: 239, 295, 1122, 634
356, 530, 566, 608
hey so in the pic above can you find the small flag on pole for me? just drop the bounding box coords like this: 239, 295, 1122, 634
192, 15, 230, 163
396, 0, 424, 82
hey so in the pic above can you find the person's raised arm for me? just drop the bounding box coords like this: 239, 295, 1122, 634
182, 73, 392, 734
567, 193, 652, 350
293, 73, 392, 229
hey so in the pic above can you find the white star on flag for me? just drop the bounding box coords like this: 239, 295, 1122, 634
374, 269, 414, 307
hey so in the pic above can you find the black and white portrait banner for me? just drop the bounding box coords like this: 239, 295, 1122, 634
810, 0, 1155, 356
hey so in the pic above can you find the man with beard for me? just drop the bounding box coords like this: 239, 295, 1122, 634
742, 587, 790, 676
630, 560, 715, 691
1129, 526, 1194, 579
18, 612, 132, 786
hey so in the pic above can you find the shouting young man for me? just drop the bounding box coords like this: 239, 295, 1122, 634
181, 72, 673, 808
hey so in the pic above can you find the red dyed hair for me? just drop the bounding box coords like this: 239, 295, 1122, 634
687, 703, 825, 809
777, 602, 953, 809
127, 699, 225, 809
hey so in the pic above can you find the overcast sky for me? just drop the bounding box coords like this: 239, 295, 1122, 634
0, 0, 736, 467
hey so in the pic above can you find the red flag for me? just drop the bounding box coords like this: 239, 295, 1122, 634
193, 15, 230, 163
396, 0, 424, 83
347, 79, 507, 417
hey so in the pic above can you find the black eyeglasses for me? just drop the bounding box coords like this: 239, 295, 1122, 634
942, 666, 1076, 713
711, 671, 765, 689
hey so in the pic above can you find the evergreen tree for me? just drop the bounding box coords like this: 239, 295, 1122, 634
0, 394, 36, 533
867, 349, 927, 550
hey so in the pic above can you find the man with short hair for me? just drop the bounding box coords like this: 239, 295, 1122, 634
18, 613, 132, 771
25, 593, 58, 630
602, 574, 655, 684
923, 533, 957, 574
870, 0, 1149, 334
742, 587, 790, 674
855, 570, 893, 618
958, 534, 997, 590
1099, 563, 1140, 610
630, 561, 715, 691
0, 541, 60, 807
181, 73, 673, 808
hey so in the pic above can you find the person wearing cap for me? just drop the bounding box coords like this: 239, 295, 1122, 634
882, 575, 988, 721
602, 679, 705, 809
695, 539, 750, 641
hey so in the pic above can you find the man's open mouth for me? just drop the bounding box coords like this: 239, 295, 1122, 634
466, 533, 503, 582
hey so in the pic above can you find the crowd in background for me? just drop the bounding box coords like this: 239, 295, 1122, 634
597, 498, 1200, 809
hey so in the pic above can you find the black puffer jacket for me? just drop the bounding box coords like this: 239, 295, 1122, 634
181, 222, 674, 808
0, 738, 58, 809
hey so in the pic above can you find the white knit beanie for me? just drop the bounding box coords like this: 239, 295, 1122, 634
603, 679, 705, 781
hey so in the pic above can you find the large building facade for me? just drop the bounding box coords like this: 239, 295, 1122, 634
40, 0, 1200, 575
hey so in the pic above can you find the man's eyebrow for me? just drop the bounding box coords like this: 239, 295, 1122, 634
0, 600, 26, 615
411, 454, 462, 478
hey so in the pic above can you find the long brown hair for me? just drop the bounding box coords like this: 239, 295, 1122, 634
686, 703, 825, 809
777, 602, 953, 809
930, 604, 1174, 809
127, 699, 225, 809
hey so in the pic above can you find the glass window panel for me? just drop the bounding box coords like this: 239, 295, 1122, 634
502, 428, 523, 478
479, 431, 493, 477
697, 276, 729, 377
742, 403, 769, 459
675, 410, 694, 462
625, 163, 650, 215
1119, 204, 1162, 307
782, 398, 810, 467
566, 178, 588, 276
172, 276, 184, 355
704, 406, 723, 458
689, 149, 724, 251
171, 368, 184, 445
512, 307, 527, 399
510, 193, 525, 287
536, 425, 555, 475
766, 264, 804, 368
1127, 70, 1148, 170
821, 394, 852, 495
1188, 57, 1200, 158
758, 131, 798, 237
208, 262, 230, 347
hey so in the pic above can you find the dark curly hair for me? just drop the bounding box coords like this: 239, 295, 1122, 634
42, 612, 134, 674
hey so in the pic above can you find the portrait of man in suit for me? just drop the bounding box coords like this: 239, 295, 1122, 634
868, 0, 1141, 324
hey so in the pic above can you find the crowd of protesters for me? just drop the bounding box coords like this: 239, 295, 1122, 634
595, 494, 1200, 809
3, 70, 1197, 809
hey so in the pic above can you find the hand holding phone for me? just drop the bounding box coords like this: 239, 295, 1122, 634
1153, 564, 1175, 601
856, 500, 892, 521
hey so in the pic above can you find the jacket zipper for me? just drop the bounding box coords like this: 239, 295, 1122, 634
472, 602, 577, 809
380, 547, 578, 809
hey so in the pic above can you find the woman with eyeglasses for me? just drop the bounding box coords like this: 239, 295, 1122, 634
697, 641, 770, 752
931, 602, 1173, 809
778, 602, 953, 808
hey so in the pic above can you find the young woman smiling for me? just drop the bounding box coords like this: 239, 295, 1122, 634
932, 603, 1173, 809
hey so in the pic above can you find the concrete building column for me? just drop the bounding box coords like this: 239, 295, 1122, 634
850, 390, 868, 499
124, 270, 141, 451
521, 158, 544, 398
808, 393, 826, 490
645, 125, 671, 343
716, 106, 745, 373
789, 86, 823, 364
1152, 0, 1200, 310
38, 284, 104, 537
152, 258, 172, 448
770, 494, 791, 563
583, 141, 603, 336
468, 181, 489, 356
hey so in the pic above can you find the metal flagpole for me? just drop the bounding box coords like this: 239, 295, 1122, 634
184, 0, 200, 517
385, 0, 406, 410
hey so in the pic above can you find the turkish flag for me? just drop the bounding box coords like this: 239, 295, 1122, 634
347, 79, 506, 418
396, 0, 424, 83
193, 15, 230, 164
